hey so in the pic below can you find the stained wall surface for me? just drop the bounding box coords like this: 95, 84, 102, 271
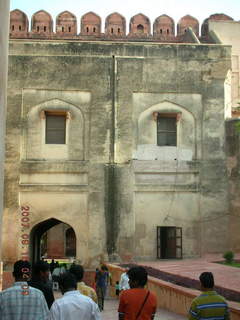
3, 39, 231, 267
0, 0, 10, 265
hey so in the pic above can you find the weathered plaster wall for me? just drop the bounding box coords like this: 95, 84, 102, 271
209, 21, 240, 109
225, 119, 240, 252
0, 0, 10, 266
4, 40, 231, 265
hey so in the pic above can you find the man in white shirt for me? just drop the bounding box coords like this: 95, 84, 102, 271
49, 272, 101, 320
119, 268, 130, 291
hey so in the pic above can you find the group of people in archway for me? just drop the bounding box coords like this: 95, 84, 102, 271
0, 259, 230, 320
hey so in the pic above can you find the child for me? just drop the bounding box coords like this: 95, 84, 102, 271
115, 281, 120, 296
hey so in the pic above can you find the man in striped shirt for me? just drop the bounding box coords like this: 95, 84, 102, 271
189, 272, 230, 320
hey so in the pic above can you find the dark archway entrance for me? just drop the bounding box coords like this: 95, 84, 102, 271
30, 218, 76, 263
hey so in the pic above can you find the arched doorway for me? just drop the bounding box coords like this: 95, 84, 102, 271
30, 218, 76, 263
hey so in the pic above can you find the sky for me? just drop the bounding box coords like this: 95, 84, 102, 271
10, 0, 240, 32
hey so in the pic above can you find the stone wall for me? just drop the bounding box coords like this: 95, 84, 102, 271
0, 0, 10, 286
208, 20, 240, 110
3, 38, 231, 267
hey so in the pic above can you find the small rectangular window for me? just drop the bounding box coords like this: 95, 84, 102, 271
157, 114, 177, 146
45, 112, 66, 144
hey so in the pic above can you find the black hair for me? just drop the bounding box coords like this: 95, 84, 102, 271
59, 272, 77, 292
199, 272, 214, 288
32, 260, 50, 277
127, 266, 148, 287
13, 260, 31, 279
69, 264, 84, 281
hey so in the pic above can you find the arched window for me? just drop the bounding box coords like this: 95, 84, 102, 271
62, 26, 64, 32
37, 26, 40, 32
12, 25, 14, 31
68, 26, 71, 32
19, 25, 22, 31
160, 29, 163, 34
167, 29, 169, 34
65, 228, 76, 257
44, 26, 47, 32
137, 24, 144, 34
111, 28, 113, 33
118, 28, 121, 33
86, 27, 89, 33
93, 27, 96, 32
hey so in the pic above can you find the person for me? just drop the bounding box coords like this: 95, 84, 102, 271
115, 281, 120, 297
69, 264, 98, 303
0, 260, 49, 320
118, 266, 157, 320
50, 259, 55, 274
28, 260, 55, 309
95, 265, 108, 311
189, 272, 230, 320
49, 272, 101, 320
119, 268, 130, 291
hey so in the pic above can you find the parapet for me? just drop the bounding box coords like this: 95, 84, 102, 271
56, 11, 77, 37
10, 9, 29, 38
9, 9, 237, 43
105, 12, 126, 37
31, 10, 53, 37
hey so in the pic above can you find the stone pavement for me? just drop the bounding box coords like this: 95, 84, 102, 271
136, 253, 240, 293
101, 297, 187, 320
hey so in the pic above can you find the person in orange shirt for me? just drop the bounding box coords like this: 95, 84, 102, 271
118, 266, 157, 320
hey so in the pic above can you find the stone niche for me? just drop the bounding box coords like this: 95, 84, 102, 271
56, 11, 77, 36
129, 13, 151, 38
80, 12, 101, 36
105, 12, 126, 37
10, 9, 29, 38
177, 15, 199, 37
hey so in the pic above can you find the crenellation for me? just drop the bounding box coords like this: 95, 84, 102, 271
31, 10, 53, 37
177, 15, 199, 37
56, 11, 77, 37
201, 13, 234, 36
105, 12, 126, 37
153, 15, 175, 39
9, 9, 238, 43
129, 13, 151, 38
9, 9, 28, 38
80, 12, 102, 37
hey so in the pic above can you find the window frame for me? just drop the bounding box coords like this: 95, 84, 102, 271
155, 112, 181, 147
44, 111, 67, 145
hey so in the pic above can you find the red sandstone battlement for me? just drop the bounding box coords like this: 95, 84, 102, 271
9, 9, 234, 43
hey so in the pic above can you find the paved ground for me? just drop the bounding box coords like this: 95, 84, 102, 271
138, 253, 240, 293
101, 298, 186, 320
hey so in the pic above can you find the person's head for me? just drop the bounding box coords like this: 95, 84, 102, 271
59, 272, 77, 294
13, 260, 31, 281
199, 272, 214, 291
69, 264, 84, 282
32, 260, 50, 282
127, 266, 148, 288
